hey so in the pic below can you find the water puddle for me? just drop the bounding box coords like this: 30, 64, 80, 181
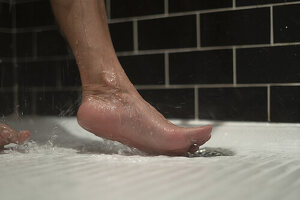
188, 147, 235, 158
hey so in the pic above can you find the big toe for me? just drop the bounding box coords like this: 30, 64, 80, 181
185, 125, 212, 151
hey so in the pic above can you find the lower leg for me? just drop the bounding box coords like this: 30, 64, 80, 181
50, 0, 212, 155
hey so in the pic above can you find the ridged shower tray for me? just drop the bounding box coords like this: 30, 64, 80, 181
1, 117, 300, 200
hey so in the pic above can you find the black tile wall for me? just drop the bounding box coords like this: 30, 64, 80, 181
16, 32, 33, 57
119, 54, 165, 85
36, 90, 80, 116
18, 89, 34, 115
169, 49, 233, 84
0, 33, 12, 57
60, 59, 81, 86
271, 86, 300, 122
109, 22, 133, 52
17, 61, 60, 88
198, 87, 268, 121
138, 15, 196, 50
0, 2, 12, 28
36, 30, 68, 56
274, 4, 300, 43
15, 1, 55, 28
169, 0, 232, 13
0, 91, 14, 116
0, 0, 298, 122
139, 89, 194, 119
237, 45, 300, 83
201, 8, 270, 46
237, 0, 299, 6
0, 62, 14, 87
110, 0, 164, 18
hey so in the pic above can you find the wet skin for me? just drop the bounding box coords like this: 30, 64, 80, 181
53, 0, 213, 155
0, 123, 30, 149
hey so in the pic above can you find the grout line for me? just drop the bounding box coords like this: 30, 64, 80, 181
0, 28, 13, 33
32, 90, 37, 115
267, 85, 271, 122
32, 32, 37, 59
233, 0, 236, 8
106, 0, 111, 19
11, 2, 19, 117
233, 47, 237, 85
133, 20, 138, 52
16, 55, 74, 62
164, 0, 168, 15
116, 41, 300, 56
194, 87, 199, 120
108, 1, 300, 23
270, 6, 274, 45
11, 26, 58, 33
164, 52, 170, 86
135, 83, 300, 90
196, 14, 200, 48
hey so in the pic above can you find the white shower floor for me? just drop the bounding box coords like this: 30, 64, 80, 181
1, 117, 300, 200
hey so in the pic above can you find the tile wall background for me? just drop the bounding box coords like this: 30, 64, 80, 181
0, 0, 299, 122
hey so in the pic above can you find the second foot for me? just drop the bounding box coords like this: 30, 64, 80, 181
77, 89, 212, 156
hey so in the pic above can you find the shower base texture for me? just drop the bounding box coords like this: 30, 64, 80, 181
1, 117, 300, 200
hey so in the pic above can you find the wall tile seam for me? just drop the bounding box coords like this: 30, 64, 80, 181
135, 83, 300, 90
12, 41, 300, 61
11, 0, 42, 4
9, 26, 58, 33
13, 84, 300, 93
11, 0, 19, 117
11, 83, 300, 94
0, 28, 14, 33
16, 55, 74, 62
15, 87, 82, 92
0, 87, 16, 92
115, 42, 300, 56
107, 2, 300, 23
14, 84, 300, 92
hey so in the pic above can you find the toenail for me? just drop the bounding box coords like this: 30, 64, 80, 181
188, 143, 200, 154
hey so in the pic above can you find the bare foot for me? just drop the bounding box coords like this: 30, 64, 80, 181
77, 76, 212, 156
0, 123, 31, 148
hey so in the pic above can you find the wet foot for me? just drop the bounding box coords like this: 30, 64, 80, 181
0, 123, 31, 148
77, 77, 212, 156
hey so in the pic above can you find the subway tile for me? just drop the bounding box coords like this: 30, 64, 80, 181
109, 22, 133, 52
237, 0, 300, 6
16, 32, 33, 57
198, 87, 267, 121
110, 0, 164, 19
16, 1, 55, 28
0, 91, 14, 116
60, 59, 81, 86
139, 89, 194, 119
138, 15, 196, 50
18, 88, 34, 115
236, 45, 300, 83
17, 61, 60, 87
271, 86, 300, 122
36, 30, 68, 56
119, 54, 165, 85
169, 49, 233, 84
0, 62, 14, 87
201, 8, 270, 46
36, 90, 80, 116
0, 3, 12, 28
274, 4, 300, 43
169, 0, 232, 13
0, 33, 12, 57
